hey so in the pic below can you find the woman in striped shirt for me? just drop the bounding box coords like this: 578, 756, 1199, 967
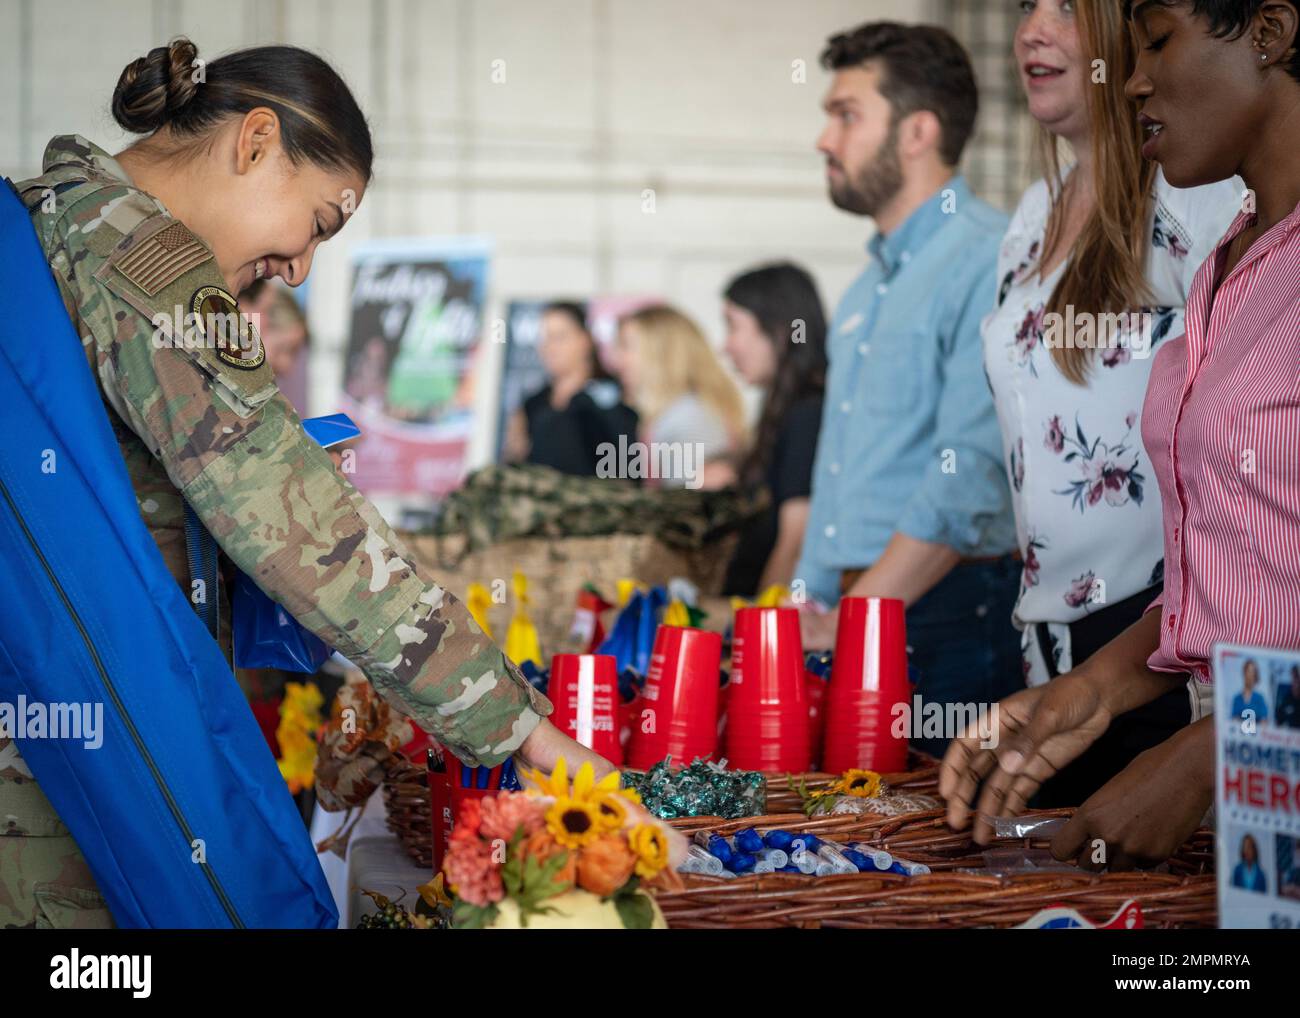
941, 0, 1300, 867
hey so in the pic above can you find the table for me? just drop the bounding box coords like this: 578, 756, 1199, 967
309, 793, 432, 928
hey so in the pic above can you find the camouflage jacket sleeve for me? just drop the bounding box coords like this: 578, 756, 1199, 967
39, 182, 551, 768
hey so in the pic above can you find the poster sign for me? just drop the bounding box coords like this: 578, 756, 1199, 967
339, 238, 491, 496
1214, 642, 1300, 928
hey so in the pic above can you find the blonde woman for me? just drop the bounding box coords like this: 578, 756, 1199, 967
616, 305, 747, 489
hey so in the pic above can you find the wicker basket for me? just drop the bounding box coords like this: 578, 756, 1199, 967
381, 755, 1214, 928
380, 756, 435, 871
655, 809, 1216, 929
398, 530, 737, 656
381, 752, 941, 875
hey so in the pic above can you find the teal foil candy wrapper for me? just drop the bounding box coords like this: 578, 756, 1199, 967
622, 757, 767, 819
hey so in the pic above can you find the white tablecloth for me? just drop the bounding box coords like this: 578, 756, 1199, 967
309, 792, 433, 928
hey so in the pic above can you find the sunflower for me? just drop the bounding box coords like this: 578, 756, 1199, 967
522, 756, 573, 800
839, 769, 883, 798
593, 791, 629, 832
522, 757, 642, 807
627, 823, 670, 878
546, 796, 602, 849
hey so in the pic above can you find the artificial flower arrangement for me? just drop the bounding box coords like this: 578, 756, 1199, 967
795, 767, 939, 818
275, 680, 325, 794
442, 757, 685, 929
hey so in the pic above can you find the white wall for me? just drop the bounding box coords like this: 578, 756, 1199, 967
3, 0, 968, 469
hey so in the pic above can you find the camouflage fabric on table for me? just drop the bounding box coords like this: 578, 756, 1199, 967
431, 464, 767, 561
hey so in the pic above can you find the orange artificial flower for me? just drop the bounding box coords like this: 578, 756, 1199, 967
576, 835, 637, 897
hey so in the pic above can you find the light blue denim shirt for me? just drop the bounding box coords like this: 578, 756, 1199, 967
796, 176, 1016, 604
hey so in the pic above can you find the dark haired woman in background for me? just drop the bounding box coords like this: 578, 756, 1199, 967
719, 263, 828, 596
506, 301, 639, 477
5, 37, 606, 928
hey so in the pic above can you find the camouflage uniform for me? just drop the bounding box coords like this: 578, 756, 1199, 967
0, 136, 551, 928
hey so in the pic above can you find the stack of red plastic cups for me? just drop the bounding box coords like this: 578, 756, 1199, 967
626, 625, 722, 769
548, 652, 623, 765
821, 596, 911, 773
724, 606, 812, 771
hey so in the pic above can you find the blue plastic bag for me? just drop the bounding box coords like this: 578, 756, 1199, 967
596, 585, 667, 678
231, 413, 359, 672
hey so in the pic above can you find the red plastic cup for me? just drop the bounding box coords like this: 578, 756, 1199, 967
822, 596, 910, 773
619, 691, 641, 757
626, 625, 721, 769
725, 607, 811, 771
428, 750, 453, 873
548, 653, 622, 764
805, 669, 828, 769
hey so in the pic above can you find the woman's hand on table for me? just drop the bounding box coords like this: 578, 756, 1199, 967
939, 670, 1115, 843
1049, 716, 1214, 869
515, 718, 617, 781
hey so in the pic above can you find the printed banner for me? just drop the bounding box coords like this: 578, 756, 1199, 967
1214, 642, 1300, 929
338, 238, 491, 496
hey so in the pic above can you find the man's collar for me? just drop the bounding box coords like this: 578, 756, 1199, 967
868, 175, 970, 275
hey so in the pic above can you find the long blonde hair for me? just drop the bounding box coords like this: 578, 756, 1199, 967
621, 305, 747, 442
1037, 0, 1157, 385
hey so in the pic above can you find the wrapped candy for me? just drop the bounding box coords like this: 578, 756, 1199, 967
622, 757, 766, 820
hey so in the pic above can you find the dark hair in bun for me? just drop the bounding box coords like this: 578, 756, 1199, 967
111, 36, 373, 182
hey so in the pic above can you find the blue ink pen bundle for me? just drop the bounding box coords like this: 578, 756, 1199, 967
679, 827, 931, 878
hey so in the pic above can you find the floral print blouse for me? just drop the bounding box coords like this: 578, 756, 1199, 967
982, 169, 1241, 630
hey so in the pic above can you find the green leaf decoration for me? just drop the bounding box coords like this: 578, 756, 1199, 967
512, 849, 572, 926
604, 876, 652, 930
613, 891, 654, 930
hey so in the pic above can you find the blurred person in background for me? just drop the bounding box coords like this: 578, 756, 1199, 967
616, 304, 747, 489
505, 301, 639, 477
719, 263, 828, 596
796, 22, 1023, 755
240, 277, 310, 413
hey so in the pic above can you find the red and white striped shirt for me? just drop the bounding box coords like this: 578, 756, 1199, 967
1141, 198, 1300, 682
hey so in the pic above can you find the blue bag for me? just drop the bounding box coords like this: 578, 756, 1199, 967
229, 414, 359, 672
597, 585, 668, 678
0, 181, 337, 928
